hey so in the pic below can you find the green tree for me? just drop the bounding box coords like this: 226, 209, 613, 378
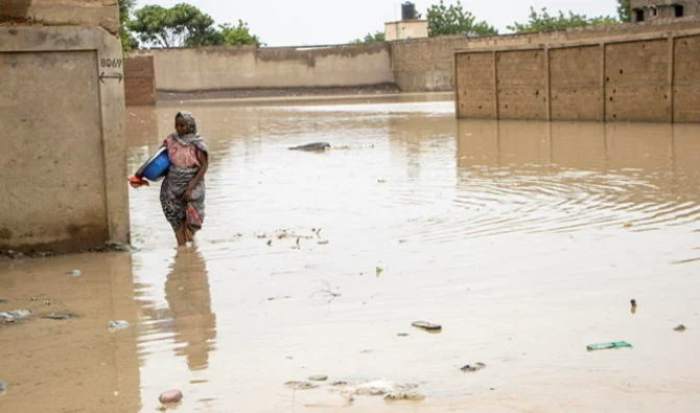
427, 0, 497, 37
617, 0, 631, 22
118, 0, 138, 52
351, 31, 386, 44
508, 7, 617, 33
129, 3, 220, 47
219, 20, 262, 46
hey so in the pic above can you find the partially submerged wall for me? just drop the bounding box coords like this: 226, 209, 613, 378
455, 24, 700, 122
393, 18, 700, 92
132, 43, 394, 93
0, 2, 128, 252
124, 55, 156, 106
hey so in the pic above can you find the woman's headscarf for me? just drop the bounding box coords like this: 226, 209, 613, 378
173, 112, 208, 153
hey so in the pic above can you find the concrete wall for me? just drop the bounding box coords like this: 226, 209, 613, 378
455, 25, 700, 122
1, 0, 120, 34
133, 43, 393, 93
631, 0, 700, 21
393, 18, 700, 92
385, 20, 428, 41
124, 55, 156, 106
0, 3, 128, 252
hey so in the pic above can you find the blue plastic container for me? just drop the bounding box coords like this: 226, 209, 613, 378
141, 147, 170, 181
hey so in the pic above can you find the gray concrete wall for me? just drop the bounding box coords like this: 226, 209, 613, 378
0, 7, 128, 252
132, 43, 393, 93
393, 18, 700, 92
455, 24, 700, 122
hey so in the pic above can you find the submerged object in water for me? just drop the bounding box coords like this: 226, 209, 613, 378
288, 142, 331, 151
586, 341, 632, 351
136, 147, 170, 181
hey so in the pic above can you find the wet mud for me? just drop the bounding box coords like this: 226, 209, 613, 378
2, 95, 700, 412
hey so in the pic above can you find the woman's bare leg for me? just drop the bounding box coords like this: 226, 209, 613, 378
174, 225, 187, 246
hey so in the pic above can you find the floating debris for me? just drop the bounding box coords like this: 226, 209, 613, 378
411, 321, 442, 332
630, 299, 637, 314
674, 324, 687, 332
267, 239, 272, 246
397, 333, 409, 337
288, 142, 331, 151
586, 341, 632, 351
308, 375, 328, 382
108, 320, 130, 331
158, 389, 183, 404
376, 266, 383, 276
384, 391, 425, 401
460, 362, 486, 372
0, 380, 7, 395
317, 240, 329, 245
0, 309, 31, 324
41, 312, 77, 320
66, 269, 82, 277
285, 381, 318, 390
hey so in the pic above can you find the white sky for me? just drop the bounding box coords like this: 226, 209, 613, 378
133, 0, 619, 47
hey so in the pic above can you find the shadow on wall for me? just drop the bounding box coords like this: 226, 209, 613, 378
1, 0, 32, 22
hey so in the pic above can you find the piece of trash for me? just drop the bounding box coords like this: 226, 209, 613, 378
352, 380, 417, 397
288, 142, 331, 151
0, 299, 6, 304
397, 333, 409, 337
41, 312, 77, 320
630, 299, 637, 314
108, 320, 130, 331
377, 179, 387, 183
0, 380, 7, 396
285, 381, 318, 390
586, 341, 632, 351
411, 321, 442, 332
376, 266, 383, 276
331, 381, 349, 386
0, 309, 31, 324
460, 362, 486, 372
317, 240, 329, 245
623, 222, 633, 228
308, 374, 328, 382
384, 391, 425, 401
66, 269, 82, 277
674, 324, 687, 332
158, 389, 183, 404
267, 296, 291, 301
266, 239, 272, 246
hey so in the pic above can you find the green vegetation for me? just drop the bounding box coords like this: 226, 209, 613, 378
507, 7, 618, 33
219, 20, 262, 46
119, 2, 261, 50
426, 0, 497, 37
351, 31, 386, 44
617, 0, 632, 22
118, 0, 138, 52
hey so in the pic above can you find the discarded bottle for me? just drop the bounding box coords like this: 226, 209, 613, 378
586, 341, 632, 351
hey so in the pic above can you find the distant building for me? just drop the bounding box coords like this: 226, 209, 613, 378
631, 0, 700, 22
385, 1, 429, 41
385, 20, 429, 41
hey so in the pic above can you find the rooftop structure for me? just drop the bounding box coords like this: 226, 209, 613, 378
630, 0, 700, 22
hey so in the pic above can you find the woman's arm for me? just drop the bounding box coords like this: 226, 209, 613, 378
184, 149, 208, 200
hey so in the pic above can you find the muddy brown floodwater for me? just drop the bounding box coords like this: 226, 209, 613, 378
2, 94, 700, 412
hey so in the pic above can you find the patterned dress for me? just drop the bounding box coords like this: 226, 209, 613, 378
159, 113, 208, 233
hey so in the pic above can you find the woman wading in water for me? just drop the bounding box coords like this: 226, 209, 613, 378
131, 112, 209, 246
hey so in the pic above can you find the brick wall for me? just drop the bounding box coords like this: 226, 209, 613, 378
124, 55, 155, 106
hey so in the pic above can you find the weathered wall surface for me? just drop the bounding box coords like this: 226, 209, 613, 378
456, 24, 700, 122
0, 7, 128, 252
0, 0, 119, 34
133, 43, 393, 93
393, 18, 700, 92
124, 55, 156, 106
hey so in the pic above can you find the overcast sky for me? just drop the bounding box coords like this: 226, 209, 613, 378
133, 0, 620, 47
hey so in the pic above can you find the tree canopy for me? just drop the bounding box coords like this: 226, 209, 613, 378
507, 7, 617, 33
617, 0, 632, 22
427, 0, 498, 37
125, 2, 261, 49
118, 0, 138, 52
351, 31, 386, 44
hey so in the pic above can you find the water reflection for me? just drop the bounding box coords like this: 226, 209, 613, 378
164, 247, 216, 371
